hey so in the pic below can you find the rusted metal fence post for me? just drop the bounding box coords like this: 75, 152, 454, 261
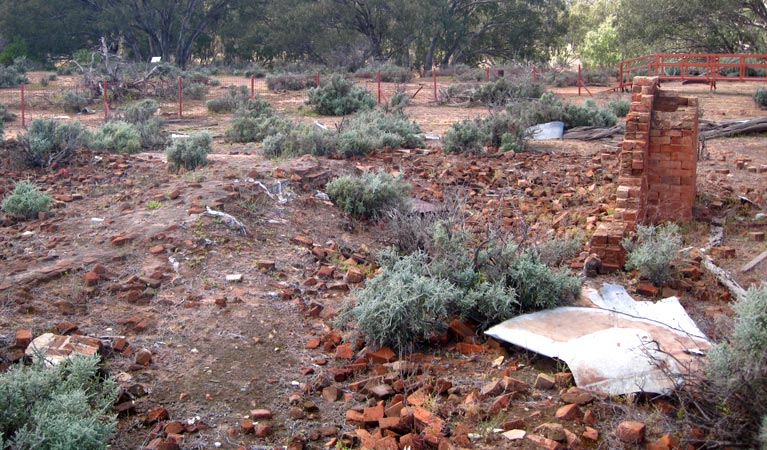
485, 67, 490, 82
250, 76, 255, 100
377, 69, 381, 104
316, 72, 320, 87
20, 82, 25, 127
103, 80, 109, 123
578, 64, 582, 96
433, 66, 437, 101
178, 76, 183, 118
533, 65, 537, 81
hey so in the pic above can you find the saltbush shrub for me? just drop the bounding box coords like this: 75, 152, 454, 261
118, 99, 165, 149
537, 234, 582, 267
206, 86, 251, 113
0, 354, 118, 450
343, 250, 461, 352
0, 65, 27, 88
262, 127, 337, 159
166, 132, 210, 173
0, 102, 14, 123
226, 113, 293, 144
266, 73, 317, 91
443, 119, 485, 153
564, 99, 617, 128
355, 63, 413, 83
706, 284, 767, 448
622, 222, 682, 286
754, 88, 767, 109
91, 121, 142, 154
2, 180, 52, 219
60, 91, 89, 113
476, 77, 545, 106
183, 82, 209, 100
306, 75, 375, 116
504, 250, 582, 312
326, 170, 411, 220
18, 119, 90, 168
337, 109, 423, 156
609, 98, 630, 118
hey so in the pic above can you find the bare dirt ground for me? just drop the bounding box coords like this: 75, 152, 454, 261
1, 75, 766, 450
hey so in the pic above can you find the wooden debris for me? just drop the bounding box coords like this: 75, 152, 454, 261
701, 256, 746, 299
699, 117, 767, 140
563, 125, 623, 141
204, 206, 247, 236
741, 249, 767, 273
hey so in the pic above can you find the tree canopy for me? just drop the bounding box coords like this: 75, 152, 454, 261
1, 0, 766, 69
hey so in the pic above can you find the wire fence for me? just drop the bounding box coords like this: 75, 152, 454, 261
0, 65, 563, 134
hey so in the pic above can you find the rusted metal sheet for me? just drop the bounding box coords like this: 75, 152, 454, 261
485, 283, 711, 395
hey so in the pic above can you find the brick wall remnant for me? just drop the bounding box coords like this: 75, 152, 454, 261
589, 76, 699, 272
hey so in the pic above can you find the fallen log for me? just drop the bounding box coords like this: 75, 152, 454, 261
701, 256, 746, 300
699, 117, 767, 140
563, 125, 624, 141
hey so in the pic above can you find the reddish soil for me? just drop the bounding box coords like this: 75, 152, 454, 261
1, 75, 765, 449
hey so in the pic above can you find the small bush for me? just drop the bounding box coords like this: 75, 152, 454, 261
266, 73, 316, 91
306, 75, 375, 116
505, 250, 582, 312
119, 99, 165, 149
608, 98, 630, 117
262, 127, 337, 159
183, 82, 209, 100
60, 91, 90, 113
326, 170, 411, 221
206, 86, 251, 113
476, 77, 545, 106
341, 249, 461, 352
706, 284, 767, 447
226, 113, 293, 144
755, 88, 767, 109
443, 119, 485, 153
92, 121, 141, 154
564, 99, 617, 128
337, 109, 423, 156
0, 354, 118, 450
0, 65, 27, 88
622, 222, 682, 286
537, 234, 582, 266
0, 102, 15, 123
166, 132, 211, 173
18, 119, 89, 168
355, 63, 413, 83
2, 180, 52, 219
388, 88, 410, 111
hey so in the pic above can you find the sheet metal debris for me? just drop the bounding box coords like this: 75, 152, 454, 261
485, 283, 711, 395
526, 121, 564, 140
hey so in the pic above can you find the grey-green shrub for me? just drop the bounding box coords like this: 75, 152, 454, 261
306, 75, 375, 116
60, 91, 89, 113
622, 222, 682, 286
266, 73, 316, 91
355, 63, 412, 83
0, 102, 14, 123
2, 180, 51, 219
166, 132, 210, 173
504, 250, 582, 312
755, 88, 767, 109
18, 119, 89, 168
0, 354, 117, 450
326, 170, 411, 221
443, 119, 485, 153
262, 127, 337, 159
119, 99, 165, 149
206, 86, 251, 113
0, 65, 27, 87
342, 249, 461, 352
707, 284, 767, 448
537, 234, 583, 266
183, 82, 208, 100
337, 109, 423, 156
224, 98, 286, 143
476, 77, 545, 106
564, 99, 617, 128
92, 121, 141, 154
609, 98, 630, 118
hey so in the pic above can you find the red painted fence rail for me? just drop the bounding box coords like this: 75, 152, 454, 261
619, 53, 767, 90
